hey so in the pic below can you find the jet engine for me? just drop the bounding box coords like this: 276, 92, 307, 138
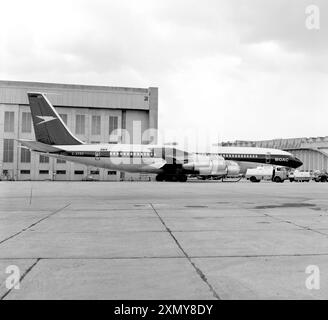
182, 155, 227, 176
226, 160, 241, 177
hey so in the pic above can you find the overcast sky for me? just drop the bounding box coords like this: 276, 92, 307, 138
1, 0, 327, 147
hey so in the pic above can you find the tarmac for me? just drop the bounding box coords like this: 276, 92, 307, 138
1, 180, 328, 299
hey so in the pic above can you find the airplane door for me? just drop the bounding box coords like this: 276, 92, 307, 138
265, 152, 271, 164
95, 151, 100, 160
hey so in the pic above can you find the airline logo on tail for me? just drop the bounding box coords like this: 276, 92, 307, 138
36, 115, 57, 125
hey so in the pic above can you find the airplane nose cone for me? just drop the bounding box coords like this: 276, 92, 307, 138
294, 158, 303, 168
297, 159, 303, 168
288, 156, 302, 168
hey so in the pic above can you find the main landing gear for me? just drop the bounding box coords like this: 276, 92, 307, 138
156, 174, 187, 182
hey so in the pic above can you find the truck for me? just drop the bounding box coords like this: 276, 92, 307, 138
245, 166, 288, 183
289, 170, 311, 182
313, 170, 328, 182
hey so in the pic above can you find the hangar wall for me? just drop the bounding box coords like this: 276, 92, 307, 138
222, 137, 328, 172
0, 80, 158, 181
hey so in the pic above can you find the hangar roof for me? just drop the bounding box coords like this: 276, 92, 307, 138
0, 80, 154, 111
220, 136, 328, 150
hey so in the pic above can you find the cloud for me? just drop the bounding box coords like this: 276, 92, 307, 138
236, 0, 328, 53
1, 0, 328, 145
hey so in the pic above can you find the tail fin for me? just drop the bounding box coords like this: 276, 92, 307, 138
28, 92, 83, 145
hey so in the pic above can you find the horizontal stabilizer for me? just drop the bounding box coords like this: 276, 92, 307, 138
18, 139, 62, 153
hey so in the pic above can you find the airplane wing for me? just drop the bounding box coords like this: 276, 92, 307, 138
145, 159, 167, 169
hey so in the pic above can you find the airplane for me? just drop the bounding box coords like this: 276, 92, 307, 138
19, 92, 303, 182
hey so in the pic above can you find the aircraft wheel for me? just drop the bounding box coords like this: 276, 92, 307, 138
156, 174, 164, 182
170, 175, 178, 182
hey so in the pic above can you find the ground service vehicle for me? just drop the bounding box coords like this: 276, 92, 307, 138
289, 170, 311, 182
246, 166, 288, 183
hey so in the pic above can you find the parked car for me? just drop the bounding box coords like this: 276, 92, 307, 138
289, 170, 311, 182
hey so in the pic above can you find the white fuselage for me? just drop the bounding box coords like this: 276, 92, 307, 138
38, 144, 300, 176
49, 144, 166, 173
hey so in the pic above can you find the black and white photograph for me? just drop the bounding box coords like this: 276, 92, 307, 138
0, 0, 328, 309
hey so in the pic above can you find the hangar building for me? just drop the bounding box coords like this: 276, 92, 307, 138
222, 137, 328, 172
0, 80, 158, 181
